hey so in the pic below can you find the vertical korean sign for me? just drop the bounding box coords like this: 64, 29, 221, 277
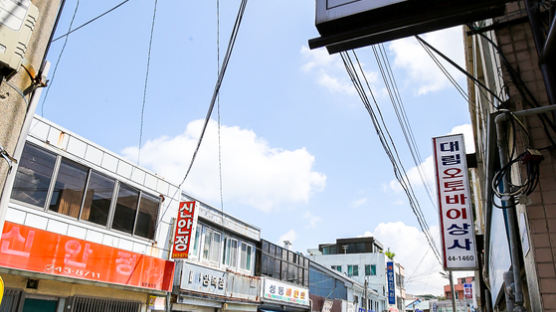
171, 201, 198, 259
386, 261, 395, 304
433, 134, 477, 270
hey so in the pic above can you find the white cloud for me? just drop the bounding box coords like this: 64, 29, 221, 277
279, 229, 297, 248
304, 211, 322, 229
122, 120, 326, 212
388, 123, 474, 192
366, 222, 447, 295
389, 26, 465, 95
300, 45, 378, 97
352, 197, 368, 208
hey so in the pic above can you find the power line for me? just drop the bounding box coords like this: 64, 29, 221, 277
41, 0, 80, 117
51, 0, 131, 42
217, 0, 225, 214
156, 0, 249, 226
137, 0, 158, 165
340, 49, 442, 265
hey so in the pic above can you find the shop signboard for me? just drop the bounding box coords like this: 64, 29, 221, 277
179, 262, 227, 296
464, 283, 473, 299
262, 278, 309, 306
0, 222, 174, 291
386, 261, 395, 304
172, 201, 198, 259
148, 296, 166, 311
226, 271, 260, 301
433, 134, 478, 270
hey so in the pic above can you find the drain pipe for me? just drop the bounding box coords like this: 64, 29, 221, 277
494, 104, 556, 311
494, 111, 526, 312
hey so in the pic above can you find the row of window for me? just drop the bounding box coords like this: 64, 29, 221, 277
331, 264, 376, 277
11, 143, 160, 240
189, 223, 254, 272
259, 240, 309, 286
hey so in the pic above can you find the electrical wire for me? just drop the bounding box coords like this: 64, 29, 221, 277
40, 0, 80, 117
340, 49, 443, 265
137, 0, 158, 165
155, 0, 248, 228
51, 0, 131, 42
217, 0, 225, 214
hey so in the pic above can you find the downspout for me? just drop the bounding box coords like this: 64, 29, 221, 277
493, 104, 556, 311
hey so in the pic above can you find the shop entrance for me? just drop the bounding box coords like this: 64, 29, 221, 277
22, 298, 58, 312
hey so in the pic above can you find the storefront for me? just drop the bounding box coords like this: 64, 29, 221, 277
0, 222, 175, 312
259, 277, 310, 312
173, 261, 261, 312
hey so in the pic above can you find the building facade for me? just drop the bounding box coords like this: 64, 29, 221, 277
172, 198, 261, 312
465, 1, 556, 311
0, 115, 179, 311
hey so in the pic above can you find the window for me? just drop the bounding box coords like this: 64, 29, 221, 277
223, 237, 238, 267
112, 183, 139, 234
10, 143, 161, 240
202, 227, 222, 263
81, 171, 115, 226
365, 264, 376, 276
191, 224, 202, 258
331, 265, 342, 272
48, 158, 88, 218
11, 143, 57, 207
348, 265, 358, 276
240, 242, 252, 271
134, 193, 159, 238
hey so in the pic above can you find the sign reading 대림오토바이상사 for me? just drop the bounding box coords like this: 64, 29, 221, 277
433, 134, 478, 270
171, 201, 198, 259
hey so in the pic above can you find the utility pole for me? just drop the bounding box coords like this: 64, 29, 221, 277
364, 278, 368, 312
449, 271, 457, 312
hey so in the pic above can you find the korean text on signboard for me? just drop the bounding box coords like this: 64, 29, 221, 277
386, 261, 395, 305
263, 278, 310, 306
464, 283, 473, 299
0, 222, 175, 291
433, 134, 477, 270
172, 201, 197, 259
179, 262, 227, 296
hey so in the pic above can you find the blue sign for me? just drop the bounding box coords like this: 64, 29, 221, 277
432, 303, 438, 312
386, 261, 395, 304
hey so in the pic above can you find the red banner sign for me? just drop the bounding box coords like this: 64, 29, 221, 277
0, 222, 174, 291
171, 201, 197, 259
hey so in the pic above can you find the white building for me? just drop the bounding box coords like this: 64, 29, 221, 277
307, 237, 405, 312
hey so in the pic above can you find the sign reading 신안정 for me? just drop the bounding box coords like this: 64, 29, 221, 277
433, 134, 478, 270
172, 201, 198, 259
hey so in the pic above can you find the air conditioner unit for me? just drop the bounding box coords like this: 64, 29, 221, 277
0, 0, 39, 78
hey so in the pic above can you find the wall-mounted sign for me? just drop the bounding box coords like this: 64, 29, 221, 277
433, 134, 478, 270
262, 278, 309, 306
386, 261, 395, 305
464, 283, 473, 299
172, 201, 198, 259
179, 262, 227, 296
0, 222, 174, 291
226, 271, 260, 302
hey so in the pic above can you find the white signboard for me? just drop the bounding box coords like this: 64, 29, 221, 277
433, 134, 477, 270
316, 0, 407, 25
262, 278, 309, 307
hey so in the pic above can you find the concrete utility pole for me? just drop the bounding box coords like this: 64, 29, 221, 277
364, 278, 368, 312
449, 271, 457, 312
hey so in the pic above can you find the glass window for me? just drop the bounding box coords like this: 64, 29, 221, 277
191, 224, 202, 257
202, 227, 211, 260
224, 238, 238, 267
49, 158, 88, 218
240, 243, 252, 271
81, 171, 114, 226
371, 264, 376, 276
202, 228, 222, 263
348, 265, 358, 276
11, 143, 57, 207
112, 183, 139, 234
365, 264, 371, 276
331, 265, 342, 272
134, 193, 159, 239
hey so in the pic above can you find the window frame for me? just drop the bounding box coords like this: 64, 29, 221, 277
239, 241, 254, 273
10, 142, 161, 242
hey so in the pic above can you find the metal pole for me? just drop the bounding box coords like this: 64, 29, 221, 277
364, 278, 368, 312
449, 271, 457, 312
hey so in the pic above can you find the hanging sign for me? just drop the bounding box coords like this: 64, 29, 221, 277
386, 261, 395, 304
433, 134, 478, 270
171, 201, 198, 259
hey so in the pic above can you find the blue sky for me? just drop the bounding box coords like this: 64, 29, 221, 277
40, 0, 473, 295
